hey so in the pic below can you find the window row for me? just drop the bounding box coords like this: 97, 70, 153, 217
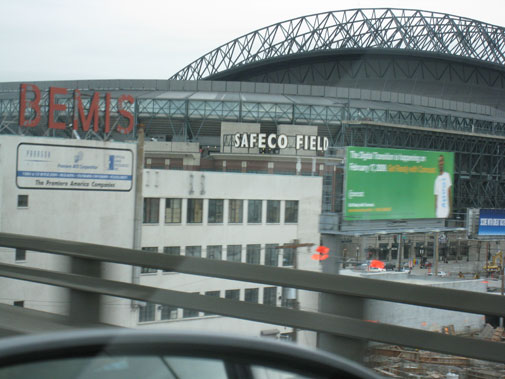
144, 198, 298, 225
138, 286, 279, 323
4, 248, 28, 262
140, 244, 295, 273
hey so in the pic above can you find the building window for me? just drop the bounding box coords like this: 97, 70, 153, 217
17, 195, 28, 208
263, 287, 277, 306
160, 305, 178, 320
141, 247, 157, 274
204, 291, 220, 315
13, 300, 24, 307
246, 244, 261, 264
138, 302, 156, 322
165, 198, 182, 223
207, 245, 222, 260
185, 246, 202, 258
15, 249, 26, 262
208, 199, 224, 223
266, 200, 280, 223
280, 332, 295, 341
283, 247, 295, 267
281, 287, 297, 308
225, 289, 240, 301
162, 246, 180, 272
182, 308, 199, 318
285, 201, 298, 223
244, 288, 259, 303
228, 200, 243, 223
247, 200, 262, 223
183, 294, 200, 318
187, 199, 203, 223
163, 246, 180, 256
265, 244, 279, 266
143, 198, 160, 223
227, 245, 241, 262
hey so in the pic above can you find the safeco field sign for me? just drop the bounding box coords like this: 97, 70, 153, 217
344, 147, 454, 221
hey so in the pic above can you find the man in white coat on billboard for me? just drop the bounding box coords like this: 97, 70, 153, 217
434, 155, 452, 218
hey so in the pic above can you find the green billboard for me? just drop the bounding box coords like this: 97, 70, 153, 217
344, 147, 454, 221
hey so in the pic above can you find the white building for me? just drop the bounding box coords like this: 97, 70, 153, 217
0, 135, 136, 324
0, 132, 324, 345
133, 168, 322, 345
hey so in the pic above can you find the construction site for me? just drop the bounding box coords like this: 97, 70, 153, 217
367, 322, 505, 379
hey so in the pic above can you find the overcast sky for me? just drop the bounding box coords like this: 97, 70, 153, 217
1, 0, 504, 82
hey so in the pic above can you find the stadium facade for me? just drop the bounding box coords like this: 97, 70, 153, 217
0, 9, 504, 338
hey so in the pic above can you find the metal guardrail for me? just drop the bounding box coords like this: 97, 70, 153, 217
0, 232, 504, 363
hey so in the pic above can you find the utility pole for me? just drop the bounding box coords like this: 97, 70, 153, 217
396, 235, 402, 271
477, 240, 481, 262
501, 252, 504, 328
133, 123, 145, 255
293, 239, 299, 342
276, 240, 312, 342
131, 123, 145, 309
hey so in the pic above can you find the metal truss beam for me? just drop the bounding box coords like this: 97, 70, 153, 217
4, 95, 505, 141
171, 8, 505, 80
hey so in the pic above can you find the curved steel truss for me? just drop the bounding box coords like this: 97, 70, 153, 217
170, 8, 505, 80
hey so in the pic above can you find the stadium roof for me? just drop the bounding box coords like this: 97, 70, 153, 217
170, 8, 505, 81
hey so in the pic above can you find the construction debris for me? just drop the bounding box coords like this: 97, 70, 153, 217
370, 345, 470, 366
442, 324, 456, 335
491, 327, 504, 342
367, 344, 505, 378
478, 324, 505, 342
478, 324, 495, 339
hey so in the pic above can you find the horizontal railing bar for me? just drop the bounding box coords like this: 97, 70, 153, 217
0, 262, 504, 364
0, 304, 109, 336
1, 232, 503, 317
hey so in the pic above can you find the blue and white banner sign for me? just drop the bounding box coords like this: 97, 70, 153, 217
478, 209, 505, 236
16, 143, 133, 191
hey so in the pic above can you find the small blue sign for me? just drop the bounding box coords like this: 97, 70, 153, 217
478, 209, 505, 236
108, 155, 115, 170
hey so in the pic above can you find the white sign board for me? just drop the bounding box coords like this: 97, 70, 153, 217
16, 143, 133, 191
233, 133, 329, 151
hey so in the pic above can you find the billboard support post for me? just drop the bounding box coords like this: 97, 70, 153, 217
501, 253, 504, 328
434, 232, 439, 276
396, 234, 402, 271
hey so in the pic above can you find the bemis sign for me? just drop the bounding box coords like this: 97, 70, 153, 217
234, 133, 329, 151
19, 84, 135, 134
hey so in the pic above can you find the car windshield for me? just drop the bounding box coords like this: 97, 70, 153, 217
0, 2, 505, 378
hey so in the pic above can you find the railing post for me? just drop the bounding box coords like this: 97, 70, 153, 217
69, 258, 101, 324
317, 235, 366, 362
